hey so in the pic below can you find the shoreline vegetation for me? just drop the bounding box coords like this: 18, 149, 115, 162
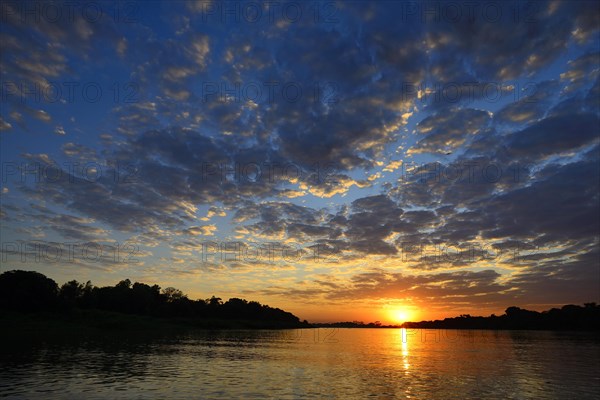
316, 302, 600, 330
0, 270, 309, 333
1, 270, 599, 333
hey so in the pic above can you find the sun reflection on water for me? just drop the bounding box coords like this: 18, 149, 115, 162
400, 328, 410, 373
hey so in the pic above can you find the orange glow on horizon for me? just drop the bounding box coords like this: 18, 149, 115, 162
386, 308, 414, 325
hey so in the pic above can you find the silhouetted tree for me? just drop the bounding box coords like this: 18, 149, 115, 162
116, 279, 131, 290
208, 296, 222, 306
78, 281, 95, 309
162, 287, 186, 302
0, 270, 58, 311
0, 270, 306, 327
59, 280, 85, 309
130, 282, 161, 314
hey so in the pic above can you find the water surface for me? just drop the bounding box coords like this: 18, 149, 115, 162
1, 329, 598, 399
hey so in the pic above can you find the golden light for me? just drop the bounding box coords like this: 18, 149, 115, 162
388, 308, 411, 324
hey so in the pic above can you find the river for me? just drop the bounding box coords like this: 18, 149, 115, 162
1, 328, 598, 399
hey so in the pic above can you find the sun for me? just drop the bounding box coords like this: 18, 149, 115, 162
388, 308, 412, 324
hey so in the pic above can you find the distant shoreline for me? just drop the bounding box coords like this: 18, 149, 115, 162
2, 271, 598, 333
3, 308, 599, 335
315, 303, 600, 331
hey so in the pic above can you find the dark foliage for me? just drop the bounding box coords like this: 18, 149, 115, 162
0, 270, 302, 327
0, 270, 58, 311
402, 304, 600, 330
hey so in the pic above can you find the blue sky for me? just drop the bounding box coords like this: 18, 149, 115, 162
1, 0, 599, 322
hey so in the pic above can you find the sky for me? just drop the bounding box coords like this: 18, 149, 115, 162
0, 0, 599, 324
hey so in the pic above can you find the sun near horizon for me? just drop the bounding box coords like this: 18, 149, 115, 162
389, 309, 411, 325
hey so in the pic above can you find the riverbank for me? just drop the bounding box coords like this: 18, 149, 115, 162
0, 309, 309, 337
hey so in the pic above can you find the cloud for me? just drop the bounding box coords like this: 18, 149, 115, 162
494, 80, 560, 126
410, 108, 492, 155
278, 189, 306, 199
506, 113, 600, 161
560, 51, 600, 94
0, 117, 12, 131
383, 160, 403, 172
184, 225, 217, 236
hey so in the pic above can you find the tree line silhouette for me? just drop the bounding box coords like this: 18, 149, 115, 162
401, 304, 600, 330
1, 270, 598, 330
0, 270, 307, 328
